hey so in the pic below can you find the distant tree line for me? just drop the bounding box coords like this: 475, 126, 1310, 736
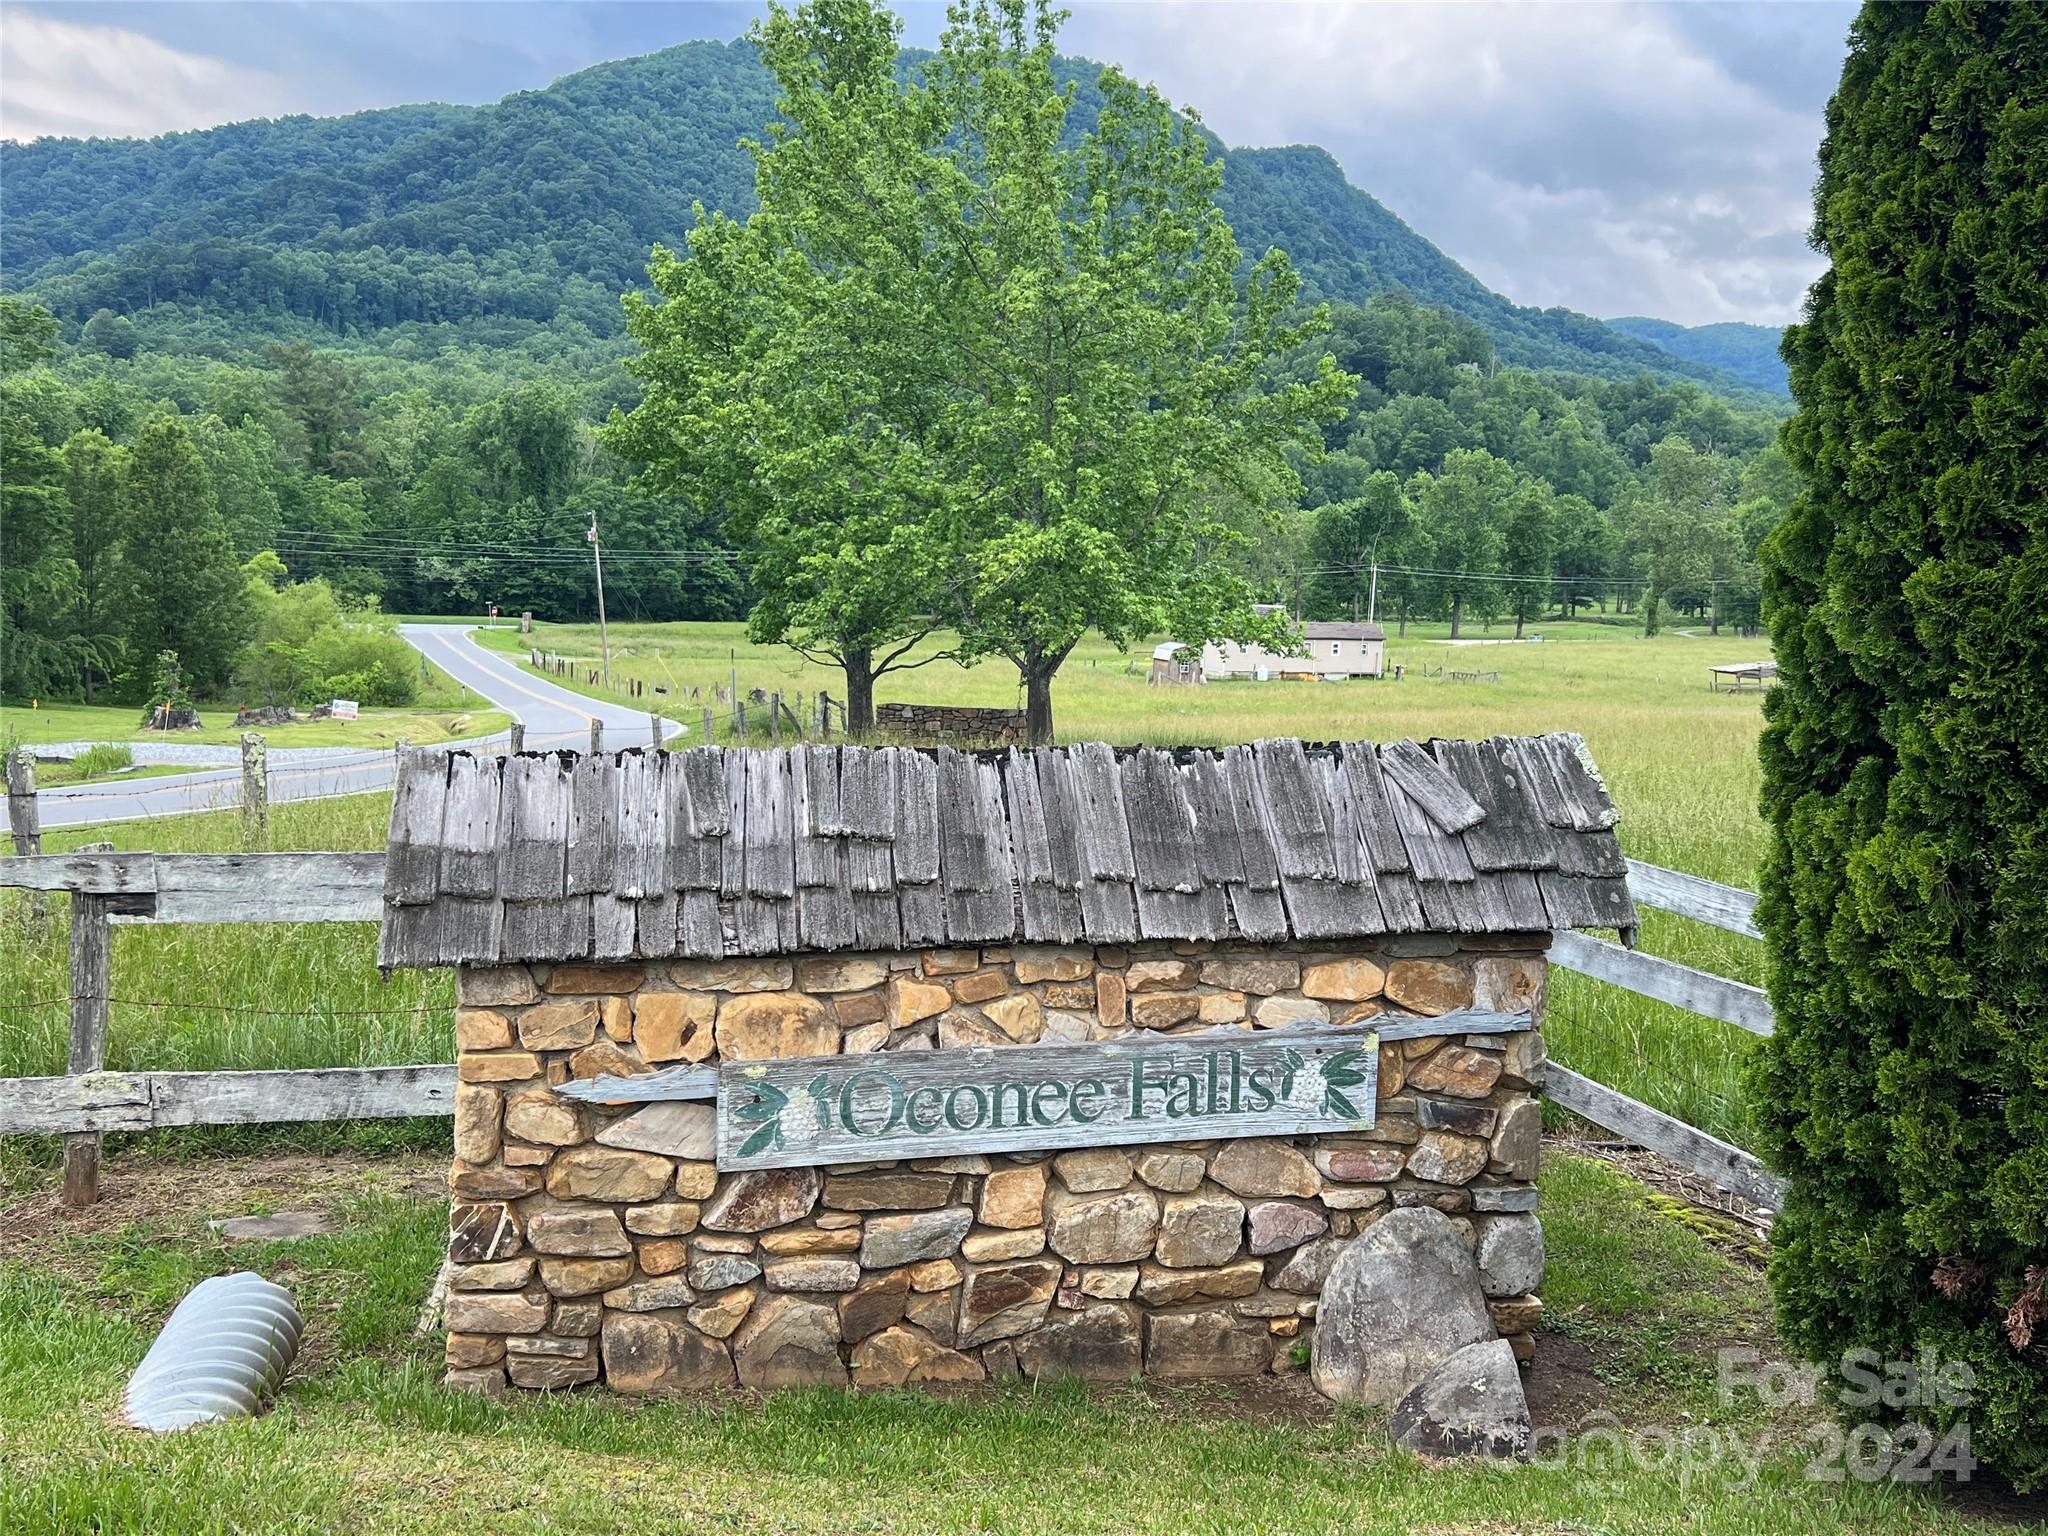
1286, 294, 1793, 638
0, 295, 744, 705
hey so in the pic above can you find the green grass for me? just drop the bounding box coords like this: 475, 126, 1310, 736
484, 618, 1773, 1144
0, 1149, 1993, 1535
31, 761, 191, 789
1, 698, 511, 750
0, 617, 1768, 1172
2, 655, 509, 751
0, 791, 450, 1184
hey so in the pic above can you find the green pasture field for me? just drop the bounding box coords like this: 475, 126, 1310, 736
1, 1148, 2000, 1536
0, 618, 1769, 1159
478, 618, 1773, 1143
0, 658, 509, 751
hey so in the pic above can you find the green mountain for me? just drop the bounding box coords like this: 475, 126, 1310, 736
2, 40, 1768, 400
1606, 316, 1788, 395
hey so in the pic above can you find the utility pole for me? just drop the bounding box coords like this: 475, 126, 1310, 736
587, 507, 612, 687
1367, 561, 1380, 625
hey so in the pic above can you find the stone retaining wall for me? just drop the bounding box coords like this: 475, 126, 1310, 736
442, 935, 1549, 1394
871, 702, 1027, 748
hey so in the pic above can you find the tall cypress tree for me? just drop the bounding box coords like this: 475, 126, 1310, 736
121, 415, 249, 695
1752, 2, 2046, 1488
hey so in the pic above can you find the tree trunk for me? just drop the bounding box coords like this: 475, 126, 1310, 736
1024, 669, 1055, 747
1514, 606, 1525, 639
1450, 591, 1464, 639
842, 650, 876, 738
1398, 602, 1409, 639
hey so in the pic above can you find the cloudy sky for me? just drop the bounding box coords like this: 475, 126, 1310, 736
0, 1, 1857, 325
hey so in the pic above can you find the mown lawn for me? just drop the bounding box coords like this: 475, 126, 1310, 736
1, 649, 507, 751
0, 1149, 1996, 1536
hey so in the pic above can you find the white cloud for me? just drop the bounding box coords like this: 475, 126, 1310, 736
1061, 1, 1836, 324
0, 10, 294, 142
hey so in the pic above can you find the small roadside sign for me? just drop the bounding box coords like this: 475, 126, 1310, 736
330, 699, 359, 721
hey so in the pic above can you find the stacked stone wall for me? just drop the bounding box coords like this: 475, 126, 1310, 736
870, 702, 1026, 748
443, 935, 1549, 1393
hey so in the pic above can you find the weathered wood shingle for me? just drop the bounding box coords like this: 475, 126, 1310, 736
376, 734, 1637, 967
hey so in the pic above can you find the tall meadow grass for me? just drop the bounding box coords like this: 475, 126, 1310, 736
3, 620, 1769, 1152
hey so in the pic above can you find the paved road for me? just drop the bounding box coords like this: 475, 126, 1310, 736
398, 624, 672, 751
28, 627, 675, 832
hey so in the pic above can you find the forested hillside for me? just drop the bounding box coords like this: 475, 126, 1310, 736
2, 40, 1769, 399
1607, 317, 1789, 395
1, 35, 1794, 708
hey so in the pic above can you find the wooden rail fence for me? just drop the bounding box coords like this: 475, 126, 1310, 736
0, 849, 1785, 1208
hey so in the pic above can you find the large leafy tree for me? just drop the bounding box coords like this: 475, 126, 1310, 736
1305, 471, 1410, 624
1631, 434, 1727, 637
610, 0, 1349, 741
607, 0, 964, 732
925, 0, 1351, 740
1499, 481, 1555, 638
1406, 448, 1514, 637
0, 406, 77, 698
1750, 2, 2047, 1490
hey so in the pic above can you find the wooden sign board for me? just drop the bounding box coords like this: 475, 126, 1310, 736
714, 1025, 1379, 1171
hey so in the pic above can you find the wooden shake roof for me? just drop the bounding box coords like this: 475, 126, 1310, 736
377, 736, 1634, 968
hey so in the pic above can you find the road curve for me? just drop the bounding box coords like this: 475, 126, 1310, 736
396, 624, 672, 750
31, 627, 675, 831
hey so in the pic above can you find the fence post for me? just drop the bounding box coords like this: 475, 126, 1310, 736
735, 699, 748, 740
703, 707, 715, 746
649, 712, 663, 751
509, 722, 526, 755
769, 692, 782, 745
5, 750, 45, 933
6, 748, 40, 857
819, 690, 832, 738
62, 890, 112, 1206
589, 720, 604, 756
239, 731, 268, 849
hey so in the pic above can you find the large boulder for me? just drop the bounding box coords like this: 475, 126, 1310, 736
1389, 1338, 1530, 1460
1309, 1207, 1495, 1405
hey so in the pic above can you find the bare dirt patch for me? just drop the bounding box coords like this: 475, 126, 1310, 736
0, 1149, 444, 1282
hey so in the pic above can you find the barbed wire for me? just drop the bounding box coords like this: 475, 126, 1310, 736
0, 995, 442, 1018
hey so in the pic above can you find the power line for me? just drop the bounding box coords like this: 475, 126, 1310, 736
271, 531, 1654, 591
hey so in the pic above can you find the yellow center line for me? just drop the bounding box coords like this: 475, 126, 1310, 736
429, 628, 599, 726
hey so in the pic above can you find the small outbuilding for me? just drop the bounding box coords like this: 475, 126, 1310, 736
1148, 643, 1202, 686
380, 735, 1632, 1395
1199, 608, 1387, 681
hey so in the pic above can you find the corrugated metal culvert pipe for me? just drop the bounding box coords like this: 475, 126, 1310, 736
121, 1272, 304, 1431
